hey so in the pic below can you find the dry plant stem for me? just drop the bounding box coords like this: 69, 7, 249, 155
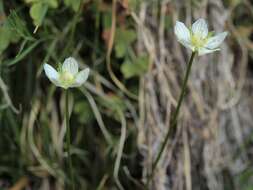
149, 51, 196, 183
106, 0, 138, 100
113, 107, 126, 190
65, 90, 75, 190
0, 76, 19, 113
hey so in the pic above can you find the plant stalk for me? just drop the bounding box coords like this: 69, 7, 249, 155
148, 51, 196, 185
65, 90, 75, 190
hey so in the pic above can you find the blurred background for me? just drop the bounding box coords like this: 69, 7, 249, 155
0, 0, 253, 189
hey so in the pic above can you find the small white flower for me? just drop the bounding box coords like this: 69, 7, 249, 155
174, 18, 228, 55
44, 57, 89, 89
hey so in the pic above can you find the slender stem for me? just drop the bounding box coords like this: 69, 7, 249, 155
148, 51, 196, 185
65, 90, 75, 190
170, 51, 196, 129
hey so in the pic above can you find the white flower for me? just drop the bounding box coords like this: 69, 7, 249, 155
44, 57, 89, 89
174, 18, 228, 55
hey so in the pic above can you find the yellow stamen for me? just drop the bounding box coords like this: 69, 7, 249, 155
59, 71, 75, 87
190, 34, 207, 50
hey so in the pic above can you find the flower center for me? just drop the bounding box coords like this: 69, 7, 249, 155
190, 34, 207, 49
59, 71, 75, 87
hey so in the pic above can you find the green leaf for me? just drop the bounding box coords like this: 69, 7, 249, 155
5, 39, 42, 66
121, 55, 149, 79
115, 43, 126, 58
64, 0, 81, 12
0, 23, 20, 53
25, 0, 58, 8
114, 28, 137, 58
30, 2, 48, 27
0, 26, 11, 53
115, 28, 136, 45
74, 101, 94, 124
102, 12, 112, 29
24, 0, 39, 3
237, 167, 253, 190
7, 10, 34, 41
45, 0, 58, 8
25, 0, 58, 27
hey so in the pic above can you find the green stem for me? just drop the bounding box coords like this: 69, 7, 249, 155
148, 51, 196, 185
65, 90, 75, 190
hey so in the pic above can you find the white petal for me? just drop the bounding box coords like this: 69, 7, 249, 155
205, 32, 228, 49
44, 64, 61, 86
174, 21, 191, 44
62, 57, 79, 75
198, 47, 220, 56
192, 18, 208, 38
70, 68, 90, 87
179, 40, 195, 51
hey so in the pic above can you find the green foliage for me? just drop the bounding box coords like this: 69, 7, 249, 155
6, 11, 33, 41
30, 2, 47, 26
24, 0, 58, 8
0, 27, 8, 52
237, 168, 253, 190
45, 0, 58, 8
121, 55, 149, 79
64, 0, 81, 12
115, 28, 137, 58
0, 24, 17, 53
74, 101, 94, 124
29, 2, 48, 27
114, 28, 149, 79
25, 0, 58, 27
102, 11, 112, 29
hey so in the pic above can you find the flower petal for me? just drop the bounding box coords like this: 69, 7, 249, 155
205, 32, 228, 49
179, 40, 195, 51
198, 47, 220, 56
174, 21, 191, 43
62, 57, 79, 75
44, 64, 61, 86
71, 68, 90, 87
192, 18, 208, 38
